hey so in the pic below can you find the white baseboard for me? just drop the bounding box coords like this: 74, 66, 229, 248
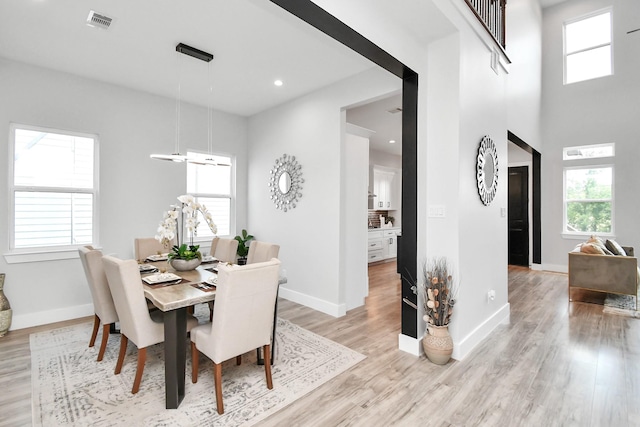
543, 264, 568, 273
398, 333, 421, 356
452, 302, 510, 360
279, 286, 347, 317
10, 303, 94, 331
531, 263, 542, 271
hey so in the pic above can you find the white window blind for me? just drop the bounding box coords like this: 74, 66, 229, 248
186, 152, 233, 238
10, 125, 98, 249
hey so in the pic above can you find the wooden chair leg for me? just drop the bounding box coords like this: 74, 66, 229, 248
214, 361, 224, 415
264, 344, 273, 389
89, 314, 100, 347
208, 301, 214, 322
97, 323, 110, 361
236, 355, 242, 365
115, 334, 128, 375
132, 347, 147, 394
187, 305, 194, 315
191, 341, 199, 383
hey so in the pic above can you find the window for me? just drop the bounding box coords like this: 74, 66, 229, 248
564, 166, 613, 234
10, 124, 98, 250
564, 9, 612, 84
563, 143, 615, 160
186, 152, 233, 239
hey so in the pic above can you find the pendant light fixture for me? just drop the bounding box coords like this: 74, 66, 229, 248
150, 43, 214, 163
187, 59, 219, 166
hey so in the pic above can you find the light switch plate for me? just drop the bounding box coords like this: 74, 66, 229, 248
428, 205, 446, 218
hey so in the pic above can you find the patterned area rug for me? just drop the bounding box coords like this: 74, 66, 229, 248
31, 310, 365, 426
603, 293, 640, 318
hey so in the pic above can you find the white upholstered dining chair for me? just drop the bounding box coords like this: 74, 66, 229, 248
190, 259, 281, 414
207, 237, 240, 320
78, 246, 118, 362
133, 237, 174, 261
210, 237, 238, 263
246, 241, 280, 264
102, 255, 198, 394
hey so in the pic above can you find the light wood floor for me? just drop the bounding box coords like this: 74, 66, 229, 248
2, 263, 639, 426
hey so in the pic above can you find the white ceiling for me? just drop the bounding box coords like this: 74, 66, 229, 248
347, 94, 403, 157
0, 0, 460, 157
0, 0, 376, 117
539, 0, 570, 8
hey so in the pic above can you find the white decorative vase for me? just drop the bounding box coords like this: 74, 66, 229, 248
170, 258, 201, 271
422, 325, 453, 365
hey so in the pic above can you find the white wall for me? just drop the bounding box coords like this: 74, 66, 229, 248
301, 0, 541, 359
342, 125, 371, 310
430, 1, 511, 359
541, 0, 640, 271
0, 59, 248, 329
506, 0, 543, 150
369, 149, 402, 169
247, 68, 401, 317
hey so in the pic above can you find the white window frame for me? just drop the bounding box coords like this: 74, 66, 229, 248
186, 151, 235, 243
562, 164, 614, 239
563, 8, 613, 85
4, 123, 100, 264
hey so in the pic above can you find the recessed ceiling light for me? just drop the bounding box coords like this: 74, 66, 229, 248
389, 140, 396, 144
274, 80, 283, 87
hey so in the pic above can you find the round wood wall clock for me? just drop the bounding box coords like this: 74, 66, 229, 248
476, 135, 499, 206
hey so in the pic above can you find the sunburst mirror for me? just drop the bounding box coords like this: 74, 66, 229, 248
269, 154, 304, 212
476, 135, 499, 206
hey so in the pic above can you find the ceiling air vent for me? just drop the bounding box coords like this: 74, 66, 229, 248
86, 10, 113, 30
387, 107, 403, 114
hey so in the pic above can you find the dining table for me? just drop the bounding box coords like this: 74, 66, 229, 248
140, 258, 218, 409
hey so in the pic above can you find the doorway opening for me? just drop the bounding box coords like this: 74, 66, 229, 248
507, 131, 541, 268
271, 0, 419, 338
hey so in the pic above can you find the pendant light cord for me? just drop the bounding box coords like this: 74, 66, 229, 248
175, 51, 182, 155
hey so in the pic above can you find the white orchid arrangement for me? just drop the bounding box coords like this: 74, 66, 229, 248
155, 195, 217, 260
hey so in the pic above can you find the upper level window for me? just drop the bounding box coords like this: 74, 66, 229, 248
9, 124, 98, 250
186, 152, 233, 239
563, 143, 615, 160
564, 9, 612, 84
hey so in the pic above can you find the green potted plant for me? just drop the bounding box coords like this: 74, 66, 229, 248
234, 229, 254, 265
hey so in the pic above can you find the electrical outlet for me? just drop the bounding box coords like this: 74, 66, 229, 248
487, 290, 496, 302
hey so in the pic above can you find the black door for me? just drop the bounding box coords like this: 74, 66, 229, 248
508, 166, 529, 266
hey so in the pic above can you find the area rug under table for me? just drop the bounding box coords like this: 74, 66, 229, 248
31, 316, 365, 426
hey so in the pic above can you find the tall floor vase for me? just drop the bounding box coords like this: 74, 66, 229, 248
422, 325, 453, 365
0, 274, 12, 337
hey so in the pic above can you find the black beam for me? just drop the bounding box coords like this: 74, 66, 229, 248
401, 73, 419, 338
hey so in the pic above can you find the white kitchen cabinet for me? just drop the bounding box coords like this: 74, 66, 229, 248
383, 230, 398, 258
368, 228, 399, 263
373, 167, 400, 210
367, 230, 384, 263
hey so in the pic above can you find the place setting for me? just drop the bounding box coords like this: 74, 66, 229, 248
191, 275, 217, 292
142, 272, 184, 287
145, 253, 169, 262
